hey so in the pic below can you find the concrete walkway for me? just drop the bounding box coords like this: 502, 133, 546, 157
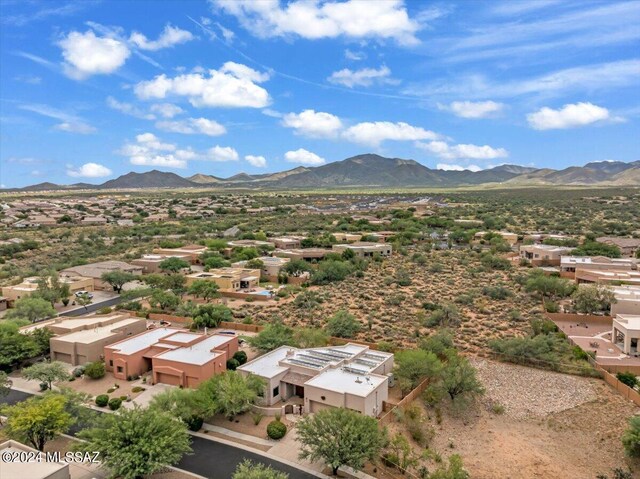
201, 423, 273, 447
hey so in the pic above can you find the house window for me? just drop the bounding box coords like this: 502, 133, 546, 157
272, 386, 279, 397
116, 366, 123, 373
109, 360, 113, 367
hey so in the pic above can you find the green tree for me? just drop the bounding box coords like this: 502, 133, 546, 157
0, 321, 40, 368
419, 329, 455, 358
394, 349, 442, 394
84, 361, 106, 379
4, 394, 74, 451
326, 310, 361, 338
429, 454, 469, 479
101, 271, 136, 293
232, 460, 289, 479
572, 241, 621, 258
23, 361, 69, 390
294, 327, 329, 348
249, 322, 295, 352
296, 408, 385, 476
437, 352, 484, 402
0, 371, 12, 397
192, 304, 232, 329
75, 292, 93, 311
198, 371, 265, 418
75, 405, 191, 479
426, 303, 461, 328
572, 284, 616, 314
188, 279, 220, 301
622, 416, 640, 458
149, 289, 181, 311
36, 273, 70, 305
524, 271, 575, 299
617, 372, 638, 389
312, 260, 354, 284
149, 387, 209, 427
4, 296, 56, 322
246, 258, 265, 270
293, 290, 323, 310
164, 274, 187, 296
283, 259, 313, 277
159, 257, 191, 273
203, 255, 231, 270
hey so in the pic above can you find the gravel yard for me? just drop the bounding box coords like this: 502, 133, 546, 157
470, 357, 597, 419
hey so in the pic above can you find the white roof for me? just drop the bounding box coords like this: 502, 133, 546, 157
55, 318, 142, 344
0, 441, 68, 479
614, 315, 640, 331
304, 368, 387, 397
238, 346, 291, 378
106, 328, 175, 354
155, 335, 232, 365
165, 332, 199, 343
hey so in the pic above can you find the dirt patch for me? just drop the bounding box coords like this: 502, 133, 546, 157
471, 357, 598, 419
59, 373, 149, 400
208, 412, 292, 440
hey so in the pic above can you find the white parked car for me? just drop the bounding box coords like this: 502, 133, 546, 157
74, 291, 94, 298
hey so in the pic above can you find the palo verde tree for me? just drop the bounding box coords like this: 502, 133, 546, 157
75, 405, 191, 479
4, 296, 56, 323
101, 271, 136, 293
35, 273, 70, 305
3, 394, 74, 451
159, 257, 191, 273
187, 279, 220, 301
296, 407, 385, 476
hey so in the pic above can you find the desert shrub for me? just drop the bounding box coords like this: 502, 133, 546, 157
95, 394, 109, 407
233, 351, 248, 365
108, 397, 122, 410
131, 386, 145, 393
482, 285, 512, 300
84, 361, 105, 379
252, 412, 264, 425
622, 416, 640, 458
98, 306, 112, 314
617, 372, 638, 389
72, 366, 85, 378
267, 419, 287, 439
326, 310, 361, 338
226, 358, 240, 370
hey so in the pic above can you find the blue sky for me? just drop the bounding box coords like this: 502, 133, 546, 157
1, 0, 639, 187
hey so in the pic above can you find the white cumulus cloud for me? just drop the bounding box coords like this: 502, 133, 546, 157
343, 121, 440, 147
150, 103, 184, 118
284, 148, 326, 166
527, 102, 610, 130
417, 140, 509, 160
206, 145, 239, 162
245, 155, 267, 167
134, 62, 270, 108
156, 117, 226, 136
130, 24, 194, 51
59, 30, 130, 80
444, 100, 505, 119
107, 96, 156, 120
119, 132, 189, 168
282, 109, 343, 138
212, 0, 421, 45
327, 65, 395, 88
66, 162, 113, 178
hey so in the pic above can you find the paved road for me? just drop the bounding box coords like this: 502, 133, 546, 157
61, 295, 124, 317
0, 389, 317, 479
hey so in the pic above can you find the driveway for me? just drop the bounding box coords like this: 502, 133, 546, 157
0, 389, 319, 479
60, 293, 123, 317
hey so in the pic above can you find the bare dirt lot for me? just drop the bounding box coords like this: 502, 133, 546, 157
380, 359, 639, 479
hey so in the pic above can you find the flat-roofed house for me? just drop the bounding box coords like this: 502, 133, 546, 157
60, 261, 142, 290
273, 248, 332, 261
24, 313, 147, 365
332, 233, 362, 243
560, 256, 636, 279
1, 275, 94, 307
227, 239, 275, 249
575, 269, 640, 286
152, 244, 208, 264
238, 343, 393, 417
474, 231, 518, 246
332, 242, 392, 258
519, 244, 573, 266
232, 256, 290, 281
271, 236, 306, 249
597, 237, 640, 257
132, 253, 193, 274
611, 286, 640, 316
612, 314, 640, 355
0, 440, 70, 479
104, 329, 238, 387
185, 268, 261, 291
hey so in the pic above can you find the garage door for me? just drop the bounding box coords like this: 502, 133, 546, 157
308, 400, 333, 414
53, 352, 72, 364
156, 372, 181, 386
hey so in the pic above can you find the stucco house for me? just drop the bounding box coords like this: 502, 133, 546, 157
0, 440, 70, 479
560, 255, 636, 279
60, 261, 142, 290
132, 253, 193, 274
232, 256, 290, 281
612, 314, 640, 356
332, 242, 393, 258
1, 275, 94, 307
104, 328, 238, 387
185, 267, 261, 292
152, 244, 208, 264
238, 343, 394, 417
611, 286, 640, 316
519, 244, 573, 266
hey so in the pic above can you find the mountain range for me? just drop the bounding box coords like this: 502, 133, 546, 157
10, 155, 640, 191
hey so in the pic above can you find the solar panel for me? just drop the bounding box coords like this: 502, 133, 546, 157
307, 350, 348, 361
363, 352, 387, 361
354, 358, 378, 368
343, 366, 368, 376
298, 354, 329, 366
327, 348, 354, 358
288, 358, 324, 369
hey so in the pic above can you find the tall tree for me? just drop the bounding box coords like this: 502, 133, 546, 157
4, 296, 56, 322
23, 361, 70, 390
4, 394, 74, 451
159, 257, 190, 273
101, 271, 136, 293
75, 405, 191, 479
188, 279, 220, 301
36, 273, 70, 305
192, 304, 232, 329
296, 408, 385, 476
326, 310, 362, 338
0, 321, 40, 368
248, 322, 295, 352
198, 371, 265, 419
